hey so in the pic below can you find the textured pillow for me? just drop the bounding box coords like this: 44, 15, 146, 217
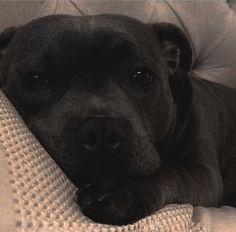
0, 90, 207, 231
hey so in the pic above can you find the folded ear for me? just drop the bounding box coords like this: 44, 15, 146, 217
150, 23, 193, 148
150, 23, 193, 75
0, 27, 17, 87
0, 27, 17, 49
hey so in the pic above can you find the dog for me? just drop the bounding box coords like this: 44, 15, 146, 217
0, 14, 236, 225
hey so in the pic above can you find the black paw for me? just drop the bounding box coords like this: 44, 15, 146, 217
75, 179, 158, 225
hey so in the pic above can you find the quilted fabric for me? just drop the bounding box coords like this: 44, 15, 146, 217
0, 90, 206, 231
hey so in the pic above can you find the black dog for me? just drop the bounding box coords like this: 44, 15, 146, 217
0, 15, 236, 225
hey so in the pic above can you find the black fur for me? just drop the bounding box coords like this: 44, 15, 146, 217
0, 15, 236, 225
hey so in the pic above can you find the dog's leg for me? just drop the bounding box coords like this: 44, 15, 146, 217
76, 158, 222, 225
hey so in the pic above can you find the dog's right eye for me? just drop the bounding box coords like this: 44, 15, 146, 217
22, 72, 49, 86
130, 68, 154, 86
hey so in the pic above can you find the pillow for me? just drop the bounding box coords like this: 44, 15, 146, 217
0, 90, 206, 231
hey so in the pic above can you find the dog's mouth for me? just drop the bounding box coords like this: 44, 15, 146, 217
57, 139, 161, 189
59, 148, 132, 185
30, 125, 160, 188
27, 114, 160, 188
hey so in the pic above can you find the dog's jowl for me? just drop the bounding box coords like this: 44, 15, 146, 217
0, 15, 236, 225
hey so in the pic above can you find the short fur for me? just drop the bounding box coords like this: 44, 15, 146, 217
0, 15, 236, 225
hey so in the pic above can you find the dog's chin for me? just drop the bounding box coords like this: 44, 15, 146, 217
66, 161, 160, 190
35, 135, 160, 187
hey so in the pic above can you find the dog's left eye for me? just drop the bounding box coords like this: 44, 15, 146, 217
23, 72, 49, 86
130, 68, 153, 86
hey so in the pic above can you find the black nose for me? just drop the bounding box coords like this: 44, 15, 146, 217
78, 117, 126, 154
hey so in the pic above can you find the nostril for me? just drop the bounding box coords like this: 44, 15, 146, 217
87, 131, 97, 145
80, 130, 98, 152
82, 144, 94, 152
112, 142, 121, 150
107, 132, 124, 151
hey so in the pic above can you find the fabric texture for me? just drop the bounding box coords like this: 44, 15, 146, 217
0, 90, 206, 231
193, 206, 236, 232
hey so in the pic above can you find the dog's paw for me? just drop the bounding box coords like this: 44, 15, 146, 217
75, 179, 158, 225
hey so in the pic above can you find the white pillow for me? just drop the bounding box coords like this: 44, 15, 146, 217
0, 90, 206, 231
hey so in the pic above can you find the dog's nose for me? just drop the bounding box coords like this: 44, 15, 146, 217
78, 117, 126, 154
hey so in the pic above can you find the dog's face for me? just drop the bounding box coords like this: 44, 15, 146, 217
0, 15, 192, 187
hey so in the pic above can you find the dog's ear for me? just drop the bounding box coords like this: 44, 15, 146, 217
0, 27, 17, 87
150, 23, 192, 74
150, 23, 193, 149
0, 27, 17, 50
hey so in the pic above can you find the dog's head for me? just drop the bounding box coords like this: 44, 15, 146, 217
0, 15, 192, 186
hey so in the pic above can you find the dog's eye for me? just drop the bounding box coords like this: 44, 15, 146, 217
130, 68, 153, 85
23, 72, 49, 86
